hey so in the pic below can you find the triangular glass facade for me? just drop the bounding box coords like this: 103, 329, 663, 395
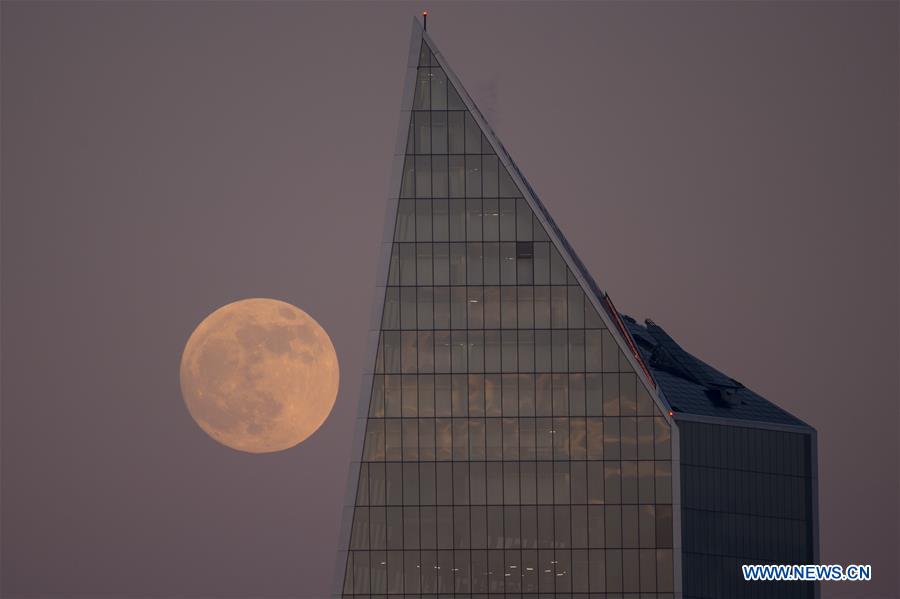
340, 34, 675, 598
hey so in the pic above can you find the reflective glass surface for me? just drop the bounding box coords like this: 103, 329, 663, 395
680, 421, 816, 599
342, 40, 674, 598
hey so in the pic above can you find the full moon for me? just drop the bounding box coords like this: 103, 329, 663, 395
179, 298, 339, 453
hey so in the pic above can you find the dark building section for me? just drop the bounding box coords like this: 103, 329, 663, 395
679, 421, 816, 599
624, 318, 819, 599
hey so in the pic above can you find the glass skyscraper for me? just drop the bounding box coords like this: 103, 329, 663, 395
336, 20, 818, 599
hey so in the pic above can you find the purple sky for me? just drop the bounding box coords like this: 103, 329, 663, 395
2, 2, 897, 598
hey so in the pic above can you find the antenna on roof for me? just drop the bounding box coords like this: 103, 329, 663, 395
422, 10, 428, 31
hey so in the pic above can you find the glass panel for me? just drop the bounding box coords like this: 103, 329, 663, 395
550, 244, 567, 285
483, 242, 500, 284
604, 417, 620, 460
482, 197, 499, 241
382, 287, 400, 330
484, 373, 501, 416
499, 197, 517, 240
465, 111, 480, 153
466, 155, 482, 198
431, 110, 448, 154
415, 155, 431, 198
606, 549, 623, 592
466, 198, 482, 240
534, 286, 551, 328
655, 416, 672, 459
396, 199, 415, 241
639, 505, 656, 548
534, 331, 551, 373
655, 462, 672, 503
418, 42, 432, 66
515, 198, 532, 239
432, 156, 448, 198
419, 418, 435, 460
415, 111, 431, 154
501, 330, 517, 373
448, 198, 466, 240
431, 67, 448, 110
400, 156, 415, 199
414, 68, 430, 109
533, 242, 550, 284
448, 111, 465, 153
500, 242, 517, 285
467, 242, 483, 285
485, 418, 503, 462
503, 418, 519, 460
448, 79, 465, 109
587, 462, 603, 504
449, 242, 466, 285
605, 462, 622, 503
551, 286, 567, 328
533, 214, 550, 241
416, 286, 433, 330
467, 286, 483, 328
500, 164, 518, 197
449, 155, 465, 197
621, 416, 637, 460
482, 154, 499, 197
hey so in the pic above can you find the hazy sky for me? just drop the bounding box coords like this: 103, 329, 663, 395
2, 2, 897, 598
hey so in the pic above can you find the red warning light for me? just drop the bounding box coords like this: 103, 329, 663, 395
668, 411, 674, 417
423, 10, 428, 16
